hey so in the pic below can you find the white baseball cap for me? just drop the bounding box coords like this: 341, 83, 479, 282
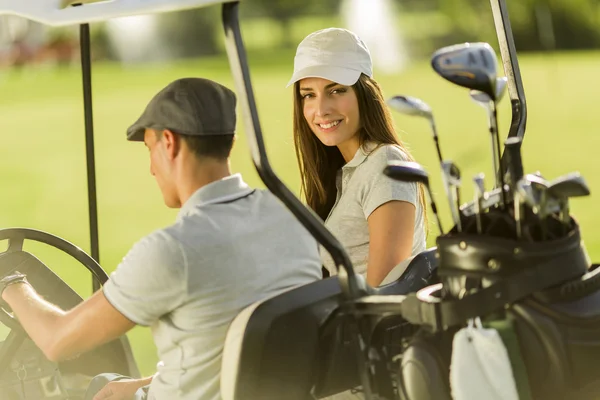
286, 27, 373, 88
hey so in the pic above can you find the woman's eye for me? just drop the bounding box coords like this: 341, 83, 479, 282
332, 88, 346, 95
302, 93, 313, 99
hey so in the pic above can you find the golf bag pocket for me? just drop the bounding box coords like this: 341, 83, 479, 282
510, 282, 600, 400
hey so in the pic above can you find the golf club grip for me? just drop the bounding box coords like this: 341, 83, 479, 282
505, 136, 524, 183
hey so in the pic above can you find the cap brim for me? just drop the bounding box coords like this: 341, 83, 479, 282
126, 112, 156, 142
126, 123, 145, 142
286, 65, 362, 88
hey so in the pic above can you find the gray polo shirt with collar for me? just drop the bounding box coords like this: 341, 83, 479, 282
103, 173, 322, 400
320, 143, 427, 279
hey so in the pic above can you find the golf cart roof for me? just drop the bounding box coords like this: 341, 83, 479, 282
0, 0, 237, 26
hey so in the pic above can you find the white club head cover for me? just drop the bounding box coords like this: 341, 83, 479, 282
450, 319, 519, 400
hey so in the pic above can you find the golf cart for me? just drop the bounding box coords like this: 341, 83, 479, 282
1, 1, 600, 400
0, 0, 436, 398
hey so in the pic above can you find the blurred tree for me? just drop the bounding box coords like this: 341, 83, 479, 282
156, 7, 221, 57
242, 0, 340, 48
436, 0, 600, 51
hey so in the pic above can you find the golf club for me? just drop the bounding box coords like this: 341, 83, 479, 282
383, 161, 444, 234
518, 174, 550, 239
431, 42, 507, 209
547, 172, 591, 228
387, 95, 443, 164
514, 179, 530, 239
442, 160, 462, 232
473, 173, 486, 234
431, 42, 499, 101
469, 77, 509, 208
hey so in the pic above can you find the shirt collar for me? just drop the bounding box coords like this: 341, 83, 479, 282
177, 173, 253, 220
343, 141, 378, 169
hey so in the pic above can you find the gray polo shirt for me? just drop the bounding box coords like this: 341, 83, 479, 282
103, 174, 322, 400
320, 143, 427, 279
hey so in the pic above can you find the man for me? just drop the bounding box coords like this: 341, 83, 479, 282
0, 78, 323, 399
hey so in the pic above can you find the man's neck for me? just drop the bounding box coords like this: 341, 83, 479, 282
177, 159, 232, 206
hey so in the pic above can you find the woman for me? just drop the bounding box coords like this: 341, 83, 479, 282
287, 27, 428, 287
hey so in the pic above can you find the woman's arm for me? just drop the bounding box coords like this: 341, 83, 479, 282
366, 200, 416, 287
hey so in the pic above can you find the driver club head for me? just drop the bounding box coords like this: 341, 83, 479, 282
431, 42, 498, 100
387, 95, 433, 119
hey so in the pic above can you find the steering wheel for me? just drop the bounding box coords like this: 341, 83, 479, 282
0, 228, 109, 375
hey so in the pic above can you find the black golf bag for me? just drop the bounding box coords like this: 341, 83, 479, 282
396, 209, 600, 400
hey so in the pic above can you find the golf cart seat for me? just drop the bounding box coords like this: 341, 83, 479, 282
221, 247, 438, 400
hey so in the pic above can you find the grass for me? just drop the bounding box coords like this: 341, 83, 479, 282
1, 48, 599, 376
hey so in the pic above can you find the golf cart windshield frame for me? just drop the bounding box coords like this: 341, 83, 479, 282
0, 0, 526, 295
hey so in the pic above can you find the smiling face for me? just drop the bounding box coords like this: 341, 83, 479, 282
299, 77, 361, 158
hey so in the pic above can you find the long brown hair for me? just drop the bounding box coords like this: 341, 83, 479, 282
293, 74, 429, 233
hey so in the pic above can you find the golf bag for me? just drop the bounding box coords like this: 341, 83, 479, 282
395, 209, 600, 400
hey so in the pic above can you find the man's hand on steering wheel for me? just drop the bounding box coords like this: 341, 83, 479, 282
0, 271, 29, 302
0, 270, 30, 321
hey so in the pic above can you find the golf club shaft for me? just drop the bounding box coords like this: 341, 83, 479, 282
490, 103, 507, 208
514, 191, 522, 239
453, 186, 462, 232
473, 176, 485, 234
430, 120, 443, 164
426, 184, 444, 234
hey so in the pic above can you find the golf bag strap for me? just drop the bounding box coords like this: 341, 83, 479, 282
401, 248, 588, 332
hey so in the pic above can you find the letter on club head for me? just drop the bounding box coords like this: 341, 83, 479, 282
431, 42, 498, 100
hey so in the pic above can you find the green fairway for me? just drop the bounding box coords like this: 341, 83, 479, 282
1, 48, 599, 376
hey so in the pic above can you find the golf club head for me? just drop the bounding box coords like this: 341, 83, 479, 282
442, 160, 461, 185
387, 95, 432, 119
470, 90, 492, 107
431, 42, 498, 100
517, 174, 549, 209
548, 172, 591, 198
384, 161, 430, 186
526, 173, 550, 189
473, 173, 485, 194
469, 77, 508, 105
495, 76, 508, 101
516, 180, 537, 210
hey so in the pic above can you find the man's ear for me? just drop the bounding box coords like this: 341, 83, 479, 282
161, 129, 181, 160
